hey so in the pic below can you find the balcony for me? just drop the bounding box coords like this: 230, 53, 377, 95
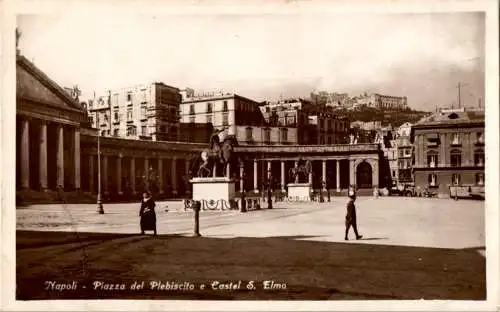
126, 119, 134, 124
112, 119, 120, 125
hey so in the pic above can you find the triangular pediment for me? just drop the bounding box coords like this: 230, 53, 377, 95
17, 55, 84, 112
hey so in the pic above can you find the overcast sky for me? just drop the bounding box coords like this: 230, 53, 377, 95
17, 10, 485, 111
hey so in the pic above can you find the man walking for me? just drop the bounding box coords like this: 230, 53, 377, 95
345, 193, 363, 241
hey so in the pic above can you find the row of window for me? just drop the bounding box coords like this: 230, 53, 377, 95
426, 149, 484, 167
188, 113, 229, 126
245, 127, 288, 143
427, 132, 484, 146
188, 101, 229, 115
427, 173, 484, 187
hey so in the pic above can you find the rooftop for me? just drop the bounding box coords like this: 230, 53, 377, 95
414, 109, 485, 127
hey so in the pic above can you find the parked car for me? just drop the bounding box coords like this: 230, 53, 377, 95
391, 183, 417, 197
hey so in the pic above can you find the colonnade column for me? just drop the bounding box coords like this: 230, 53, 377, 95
74, 128, 81, 190
349, 159, 356, 188
39, 120, 48, 191
336, 160, 340, 192
171, 156, 177, 196
102, 154, 108, 195
267, 161, 271, 179
56, 124, 64, 189
158, 158, 164, 194
185, 158, 191, 195
88, 155, 94, 193
20, 119, 30, 189
239, 162, 244, 191
116, 154, 122, 195
372, 161, 379, 188
253, 159, 258, 192
130, 157, 136, 194
322, 160, 327, 190
280, 161, 285, 191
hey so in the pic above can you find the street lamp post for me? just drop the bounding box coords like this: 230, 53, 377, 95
97, 119, 104, 214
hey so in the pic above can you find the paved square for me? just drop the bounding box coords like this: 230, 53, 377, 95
16, 197, 485, 300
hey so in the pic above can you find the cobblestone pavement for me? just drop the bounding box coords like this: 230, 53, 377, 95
17, 197, 484, 250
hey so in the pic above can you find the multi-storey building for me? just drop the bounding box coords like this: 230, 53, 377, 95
411, 108, 485, 197
86, 83, 182, 141
180, 92, 265, 134
356, 93, 408, 110
396, 122, 413, 183
260, 98, 349, 145
179, 92, 298, 145
310, 91, 349, 107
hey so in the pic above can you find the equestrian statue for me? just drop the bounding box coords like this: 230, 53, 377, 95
289, 158, 312, 184
197, 127, 238, 178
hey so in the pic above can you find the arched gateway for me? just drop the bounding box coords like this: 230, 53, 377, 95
356, 161, 373, 189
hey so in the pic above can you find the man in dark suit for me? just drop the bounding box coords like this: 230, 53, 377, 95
345, 194, 363, 241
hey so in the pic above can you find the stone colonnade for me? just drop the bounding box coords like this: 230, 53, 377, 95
83, 152, 196, 197
17, 116, 80, 191
242, 157, 379, 193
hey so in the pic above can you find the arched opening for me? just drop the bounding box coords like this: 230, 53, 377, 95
356, 161, 372, 189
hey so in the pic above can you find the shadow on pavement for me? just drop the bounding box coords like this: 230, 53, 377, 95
16, 230, 485, 301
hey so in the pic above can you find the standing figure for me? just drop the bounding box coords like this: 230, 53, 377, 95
139, 192, 157, 236
344, 194, 363, 241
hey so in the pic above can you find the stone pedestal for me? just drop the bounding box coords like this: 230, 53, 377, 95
190, 177, 236, 202
287, 183, 312, 201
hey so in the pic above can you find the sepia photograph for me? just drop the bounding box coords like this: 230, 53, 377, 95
2, 0, 499, 311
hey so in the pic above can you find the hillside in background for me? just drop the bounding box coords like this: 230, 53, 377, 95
334, 105, 431, 128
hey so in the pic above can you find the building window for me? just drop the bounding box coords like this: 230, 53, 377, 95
392, 170, 396, 178
189, 116, 195, 124
476, 132, 484, 145
328, 137, 332, 144
451, 174, 461, 186
450, 149, 462, 167
206, 114, 212, 124
476, 173, 485, 186
89, 116, 94, 125
280, 128, 288, 143
399, 149, 404, 158
245, 127, 253, 142
222, 113, 229, 126
127, 109, 133, 121
141, 91, 147, 103
127, 93, 132, 102
426, 133, 440, 147
126, 126, 136, 136
113, 129, 119, 137
100, 130, 106, 136
113, 110, 119, 122
451, 133, 461, 146
223, 101, 228, 112
141, 125, 147, 136
427, 151, 438, 168
474, 149, 484, 166
189, 104, 195, 115
263, 128, 271, 143
207, 102, 212, 113
428, 173, 437, 187
141, 106, 147, 120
